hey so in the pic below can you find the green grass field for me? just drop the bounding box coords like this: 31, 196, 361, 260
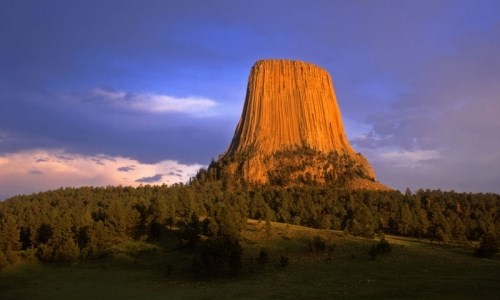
1, 220, 499, 299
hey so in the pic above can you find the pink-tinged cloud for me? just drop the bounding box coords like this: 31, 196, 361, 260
91, 89, 219, 115
0, 149, 205, 200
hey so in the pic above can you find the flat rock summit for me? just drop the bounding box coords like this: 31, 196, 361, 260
207, 59, 388, 190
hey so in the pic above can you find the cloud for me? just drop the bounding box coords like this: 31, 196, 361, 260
91, 89, 218, 115
1, 0, 499, 195
168, 171, 184, 177
0, 149, 205, 200
351, 131, 396, 150
117, 165, 135, 172
136, 174, 163, 183
0, 88, 234, 165
348, 22, 500, 193
374, 149, 440, 168
55, 154, 74, 161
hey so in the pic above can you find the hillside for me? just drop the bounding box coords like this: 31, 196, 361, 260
1, 184, 498, 299
1, 219, 499, 299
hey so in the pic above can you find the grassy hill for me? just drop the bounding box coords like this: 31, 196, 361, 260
1, 219, 499, 299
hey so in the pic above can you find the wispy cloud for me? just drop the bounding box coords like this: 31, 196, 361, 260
0, 149, 205, 200
117, 165, 135, 172
376, 149, 440, 168
92, 89, 218, 115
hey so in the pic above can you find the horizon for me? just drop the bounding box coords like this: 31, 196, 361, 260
1, 0, 500, 199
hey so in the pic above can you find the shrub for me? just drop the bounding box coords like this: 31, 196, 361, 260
475, 234, 499, 258
376, 238, 392, 254
257, 247, 269, 266
179, 213, 202, 248
369, 238, 392, 260
309, 236, 327, 253
36, 238, 80, 263
279, 255, 289, 268
198, 236, 243, 277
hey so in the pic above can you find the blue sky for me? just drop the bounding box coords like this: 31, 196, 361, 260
1, 0, 499, 199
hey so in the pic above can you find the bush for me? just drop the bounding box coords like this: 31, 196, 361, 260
475, 234, 499, 258
179, 213, 202, 248
257, 247, 269, 266
37, 238, 80, 263
198, 236, 243, 277
309, 236, 327, 253
279, 255, 289, 268
376, 238, 392, 254
369, 238, 392, 260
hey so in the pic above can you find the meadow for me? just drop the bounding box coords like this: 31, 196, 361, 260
1, 220, 499, 299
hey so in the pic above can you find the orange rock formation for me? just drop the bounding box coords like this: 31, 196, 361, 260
228, 59, 353, 156
210, 59, 388, 190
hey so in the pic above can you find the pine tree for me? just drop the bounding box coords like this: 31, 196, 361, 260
0, 216, 21, 266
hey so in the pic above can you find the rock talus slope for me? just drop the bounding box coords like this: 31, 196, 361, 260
212, 59, 388, 190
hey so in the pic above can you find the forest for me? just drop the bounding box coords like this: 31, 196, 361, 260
1, 175, 499, 273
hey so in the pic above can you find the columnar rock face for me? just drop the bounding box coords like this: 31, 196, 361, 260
209, 59, 387, 190
228, 59, 354, 156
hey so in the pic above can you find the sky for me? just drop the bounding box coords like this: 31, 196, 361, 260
1, 0, 499, 200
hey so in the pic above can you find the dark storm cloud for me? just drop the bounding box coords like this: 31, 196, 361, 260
136, 174, 163, 184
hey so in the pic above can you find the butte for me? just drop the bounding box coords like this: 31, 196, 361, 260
203, 59, 388, 190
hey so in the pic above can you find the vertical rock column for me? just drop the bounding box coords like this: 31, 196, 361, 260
227, 59, 354, 156
216, 59, 383, 188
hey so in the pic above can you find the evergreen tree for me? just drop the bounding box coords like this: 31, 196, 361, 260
0, 216, 20, 266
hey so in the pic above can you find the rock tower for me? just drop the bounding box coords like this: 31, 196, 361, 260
207, 59, 387, 190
